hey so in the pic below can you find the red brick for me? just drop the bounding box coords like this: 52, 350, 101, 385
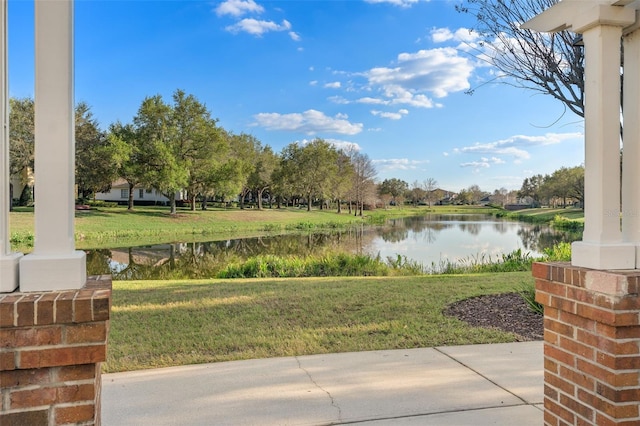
560, 365, 595, 391
596, 324, 640, 340
0, 329, 14, 349
0, 409, 49, 426
16, 294, 38, 327
545, 329, 559, 345
545, 306, 560, 321
546, 396, 575, 424
559, 336, 594, 360
614, 295, 640, 310
576, 304, 616, 325
545, 383, 559, 400
576, 329, 640, 356
546, 344, 576, 367
54, 364, 97, 382
547, 371, 575, 395
55, 293, 74, 324
0, 368, 50, 388
0, 296, 17, 327
551, 265, 566, 283
0, 351, 15, 371
572, 268, 585, 287
55, 403, 95, 424
567, 287, 595, 306
545, 318, 574, 338
560, 312, 595, 332
576, 358, 615, 384
36, 293, 58, 325
92, 292, 111, 321
57, 383, 95, 403
18, 344, 106, 369
596, 352, 640, 371
596, 382, 640, 404
544, 407, 560, 426
536, 291, 551, 307
545, 357, 559, 374
549, 296, 576, 313
532, 263, 550, 280
560, 393, 594, 422
537, 279, 567, 297
66, 322, 107, 344
10, 387, 56, 408
73, 296, 93, 323
15, 326, 63, 347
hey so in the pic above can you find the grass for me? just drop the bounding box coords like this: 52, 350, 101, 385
106, 271, 534, 373
9, 205, 500, 252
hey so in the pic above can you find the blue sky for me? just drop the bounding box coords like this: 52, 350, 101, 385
8, 0, 584, 193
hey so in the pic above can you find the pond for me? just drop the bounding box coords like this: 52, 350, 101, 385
85, 214, 580, 280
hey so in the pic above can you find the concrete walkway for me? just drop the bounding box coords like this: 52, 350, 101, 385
102, 341, 543, 425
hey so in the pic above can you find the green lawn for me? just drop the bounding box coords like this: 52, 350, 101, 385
9, 204, 500, 252
106, 271, 534, 373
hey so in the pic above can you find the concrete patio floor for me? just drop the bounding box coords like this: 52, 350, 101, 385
102, 341, 543, 425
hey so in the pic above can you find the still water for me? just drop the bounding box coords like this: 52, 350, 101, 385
86, 214, 580, 279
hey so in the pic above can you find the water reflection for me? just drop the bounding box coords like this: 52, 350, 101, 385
86, 214, 580, 280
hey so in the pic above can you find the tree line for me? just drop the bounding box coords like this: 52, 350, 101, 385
9, 90, 378, 215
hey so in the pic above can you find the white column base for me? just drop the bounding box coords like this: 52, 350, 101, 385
0, 252, 23, 292
19, 251, 87, 292
571, 241, 636, 270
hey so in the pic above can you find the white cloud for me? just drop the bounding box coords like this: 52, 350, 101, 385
371, 109, 409, 120
458, 132, 582, 161
225, 18, 292, 37
359, 47, 473, 107
324, 82, 341, 89
298, 138, 361, 152
309, 80, 318, 86
253, 109, 363, 135
364, 0, 422, 7
289, 31, 301, 41
356, 97, 389, 105
431, 27, 478, 44
215, 0, 264, 17
372, 158, 429, 171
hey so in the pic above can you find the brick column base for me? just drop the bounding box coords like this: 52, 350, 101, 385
533, 262, 640, 426
0, 275, 111, 426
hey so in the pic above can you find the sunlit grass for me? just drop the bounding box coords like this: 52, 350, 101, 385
105, 272, 534, 373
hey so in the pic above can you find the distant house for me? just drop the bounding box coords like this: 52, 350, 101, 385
95, 179, 186, 206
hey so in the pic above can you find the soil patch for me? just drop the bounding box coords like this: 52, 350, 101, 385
444, 292, 543, 341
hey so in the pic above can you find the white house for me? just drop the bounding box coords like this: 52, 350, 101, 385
95, 178, 186, 205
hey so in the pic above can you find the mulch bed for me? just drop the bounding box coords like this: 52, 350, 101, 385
444, 292, 543, 341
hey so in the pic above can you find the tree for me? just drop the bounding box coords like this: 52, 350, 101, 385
9, 97, 35, 205
489, 187, 509, 207
350, 152, 377, 216
409, 181, 426, 206
248, 144, 278, 210
518, 174, 545, 206
75, 102, 123, 201
422, 178, 438, 207
132, 94, 186, 214
458, 0, 584, 117
466, 184, 487, 205
378, 178, 408, 206
280, 139, 340, 211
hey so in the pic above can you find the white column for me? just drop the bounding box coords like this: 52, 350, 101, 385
0, 0, 22, 292
571, 21, 636, 269
19, 0, 86, 291
622, 24, 640, 266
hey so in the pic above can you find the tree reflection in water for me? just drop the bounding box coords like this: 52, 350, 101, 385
85, 214, 580, 280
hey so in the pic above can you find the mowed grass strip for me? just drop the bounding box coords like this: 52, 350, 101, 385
10, 205, 502, 251
106, 271, 534, 373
